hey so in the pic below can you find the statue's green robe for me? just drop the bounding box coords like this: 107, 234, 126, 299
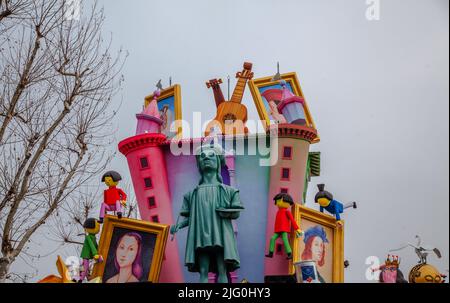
180, 183, 244, 273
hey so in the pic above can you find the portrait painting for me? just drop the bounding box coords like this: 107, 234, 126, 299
145, 84, 183, 139
92, 216, 169, 283
248, 72, 319, 143
291, 204, 344, 282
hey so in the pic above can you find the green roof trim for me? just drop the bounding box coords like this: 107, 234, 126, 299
302, 152, 321, 203
309, 152, 321, 177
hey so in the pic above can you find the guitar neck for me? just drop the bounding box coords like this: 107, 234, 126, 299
212, 86, 225, 108
230, 77, 248, 104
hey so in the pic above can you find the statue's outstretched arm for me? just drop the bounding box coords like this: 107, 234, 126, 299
178, 217, 189, 229
170, 216, 189, 235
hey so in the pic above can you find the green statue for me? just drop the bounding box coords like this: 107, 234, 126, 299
170, 144, 244, 283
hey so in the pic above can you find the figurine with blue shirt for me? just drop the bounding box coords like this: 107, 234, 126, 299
314, 184, 357, 226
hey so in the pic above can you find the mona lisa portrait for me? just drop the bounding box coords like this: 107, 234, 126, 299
92, 216, 169, 283
291, 204, 344, 283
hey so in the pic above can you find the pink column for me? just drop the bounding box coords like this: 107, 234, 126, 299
119, 133, 184, 282
264, 125, 317, 278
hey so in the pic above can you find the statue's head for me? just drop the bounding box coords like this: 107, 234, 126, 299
195, 144, 225, 184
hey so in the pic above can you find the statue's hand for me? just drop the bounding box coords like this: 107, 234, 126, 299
170, 224, 179, 235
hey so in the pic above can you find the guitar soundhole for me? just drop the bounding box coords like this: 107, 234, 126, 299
223, 114, 237, 123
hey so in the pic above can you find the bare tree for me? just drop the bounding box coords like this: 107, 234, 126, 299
0, 0, 126, 282
0, 0, 31, 24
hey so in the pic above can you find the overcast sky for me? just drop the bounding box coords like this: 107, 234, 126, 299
12, 0, 449, 282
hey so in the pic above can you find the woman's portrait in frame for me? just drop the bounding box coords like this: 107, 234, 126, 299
92, 216, 169, 283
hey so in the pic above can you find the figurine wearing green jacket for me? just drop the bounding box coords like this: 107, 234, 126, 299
170, 144, 244, 283
79, 218, 103, 282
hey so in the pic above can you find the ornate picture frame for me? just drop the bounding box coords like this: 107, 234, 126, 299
92, 215, 169, 283
290, 204, 344, 282
145, 84, 183, 139
248, 72, 319, 143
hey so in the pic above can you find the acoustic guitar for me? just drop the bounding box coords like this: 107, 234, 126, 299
205, 62, 253, 136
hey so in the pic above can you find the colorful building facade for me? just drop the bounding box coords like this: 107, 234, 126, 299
117, 71, 323, 282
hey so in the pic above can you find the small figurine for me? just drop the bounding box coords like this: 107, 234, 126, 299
99, 171, 127, 223
79, 218, 103, 282
408, 263, 446, 283
265, 193, 303, 260
314, 184, 357, 225
170, 144, 244, 283
376, 255, 408, 283
391, 235, 442, 265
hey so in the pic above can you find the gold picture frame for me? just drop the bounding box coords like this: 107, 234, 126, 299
145, 84, 183, 139
290, 204, 344, 282
248, 72, 320, 143
92, 215, 169, 283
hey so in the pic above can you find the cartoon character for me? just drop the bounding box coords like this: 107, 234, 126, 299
377, 255, 408, 283
409, 263, 446, 283
99, 171, 127, 223
301, 225, 329, 283
170, 144, 244, 283
314, 184, 357, 225
106, 232, 143, 283
79, 218, 102, 282
390, 235, 445, 283
265, 193, 303, 260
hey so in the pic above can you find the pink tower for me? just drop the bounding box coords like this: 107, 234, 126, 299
118, 92, 184, 282
264, 125, 317, 278
263, 83, 318, 279
136, 90, 163, 134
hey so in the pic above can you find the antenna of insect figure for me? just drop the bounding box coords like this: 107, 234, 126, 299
169, 76, 172, 87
